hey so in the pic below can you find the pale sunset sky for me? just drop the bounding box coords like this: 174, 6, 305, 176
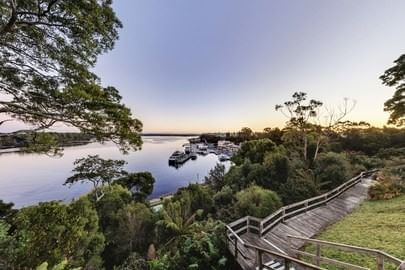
4, 0, 405, 133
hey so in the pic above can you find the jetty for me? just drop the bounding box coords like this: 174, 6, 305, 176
226, 170, 404, 270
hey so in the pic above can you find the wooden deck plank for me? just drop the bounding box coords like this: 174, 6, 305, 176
231, 178, 374, 269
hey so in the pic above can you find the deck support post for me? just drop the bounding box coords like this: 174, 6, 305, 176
256, 249, 263, 270
315, 243, 321, 266
284, 258, 290, 270
234, 238, 238, 259
377, 255, 384, 270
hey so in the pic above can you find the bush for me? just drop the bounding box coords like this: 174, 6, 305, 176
314, 152, 352, 190
235, 185, 282, 218
369, 172, 405, 200
279, 172, 319, 204
232, 139, 277, 165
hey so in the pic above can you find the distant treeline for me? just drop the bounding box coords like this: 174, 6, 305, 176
200, 127, 405, 155
142, 133, 200, 137
0, 132, 94, 150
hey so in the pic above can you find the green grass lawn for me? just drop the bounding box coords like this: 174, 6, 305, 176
304, 195, 405, 270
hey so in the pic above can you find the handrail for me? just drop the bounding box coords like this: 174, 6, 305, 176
226, 223, 325, 269
287, 235, 404, 270
226, 170, 378, 239
259, 169, 377, 235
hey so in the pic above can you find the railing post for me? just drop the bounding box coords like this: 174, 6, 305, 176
287, 235, 293, 257
282, 208, 286, 222
234, 237, 238, 259
256, 249, 263, 270
246, 216, 250, 233
284, 258, 290, 270
305, 201, 308, 212
377, 255, 384, 270
259, 221, 263, 237
315, 243, 321, 266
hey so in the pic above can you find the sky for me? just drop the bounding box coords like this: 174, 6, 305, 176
4, 0, 405, 134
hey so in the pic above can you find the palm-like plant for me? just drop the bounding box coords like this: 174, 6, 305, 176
157, 197, 203, 247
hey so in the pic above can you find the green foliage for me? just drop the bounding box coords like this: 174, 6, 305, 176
232, 139, 277, 165
65, 155, 127, 201
369, 170, 405, 200
0, 0, 143, 153
157, 198, 202, 248
114, 253, 148, 270
91, 185, 134, 268
261, 150, 290, 190
36, 259, 81, 270
5, 198, 104, 269
115, 172, 155, 202
0, 199, 16, 219
204, 163, 226, 192
213, 186, 237, 222
107, 203, 154, 268
380, 54, 405, 126
172, 184, 214, 217
338, 127, 405, 155
235, 185, 282, 218
168, 220, 228, 270
224, 160, 268, 191
314, 152, 351, 190
278, 171, 319, 204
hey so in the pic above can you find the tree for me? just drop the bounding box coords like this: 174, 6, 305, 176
0, 0, 142, 153
232, 138, 277, 165
115, 172, 155, 202
0, 199, 16, 219
156, 198, 202, 248
109, 203, 154, 268
314, 152, 351, 190
6, 198, 104, 269
380, 54, 405, 126
171, 184, 214, 218
276, 92, 323, 161
235, 185, 282, 218
65, 155, 127, 201
238, 127, 253, 141
168, 220, 228, 270
204, 163, 226, 192
276, 92, 356, 162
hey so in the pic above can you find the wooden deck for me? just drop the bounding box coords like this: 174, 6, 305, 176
227, 174, 376, 270
261, 178, 372, 253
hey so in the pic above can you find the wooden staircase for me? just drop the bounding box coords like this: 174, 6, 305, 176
226, 170, 404, 270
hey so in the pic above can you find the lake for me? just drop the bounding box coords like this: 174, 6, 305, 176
0, 136, 230, 208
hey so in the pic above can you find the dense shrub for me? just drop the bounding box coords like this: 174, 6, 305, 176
213, 186, 237, 223
5, 198, 104, 269
235, 185, 282, 218
279, 172, 319, 204
224, 160, 268, 191
314, 152, 352, 190
369, 171, 405, 200
232, 139, 277, 165
172, 184, 214, 217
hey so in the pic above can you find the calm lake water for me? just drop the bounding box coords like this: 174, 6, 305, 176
0, 136, 230, 208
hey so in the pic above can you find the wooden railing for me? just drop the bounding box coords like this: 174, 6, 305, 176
260, 169, 377, 235
225, 225, 325, 270
227, 169, 378, 238
287, 235, 404, 270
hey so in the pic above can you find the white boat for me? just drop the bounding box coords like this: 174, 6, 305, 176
218, 154, 231, 162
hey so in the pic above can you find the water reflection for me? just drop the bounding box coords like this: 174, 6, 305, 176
0, 136, 230, 208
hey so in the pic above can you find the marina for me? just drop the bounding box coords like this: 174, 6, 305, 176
168, 138, 239, 167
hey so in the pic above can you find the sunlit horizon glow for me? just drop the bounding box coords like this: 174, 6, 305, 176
2, 1, 405, 134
